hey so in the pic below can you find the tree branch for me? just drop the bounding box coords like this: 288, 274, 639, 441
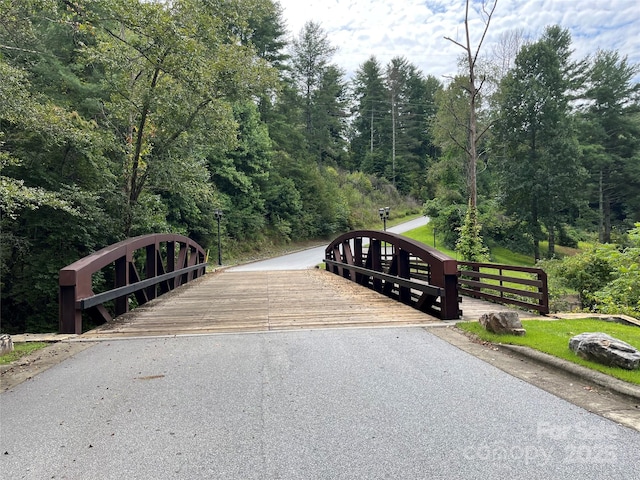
472, 1, 498, 68
0, 44, 47, 55
443, 36, 467, 51
448, 131, 471, 156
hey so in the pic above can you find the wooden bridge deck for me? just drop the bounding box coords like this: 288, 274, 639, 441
83, 269, 532, 339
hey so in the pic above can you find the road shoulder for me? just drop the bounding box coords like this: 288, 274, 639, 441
1, 341, 93, 392
427, 325, 640, 432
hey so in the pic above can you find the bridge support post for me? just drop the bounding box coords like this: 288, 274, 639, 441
59, 283, 81, 334
441, 272, 460, 320
166, 241, 176, 291
353, 238, 363, 284
398, 249, 411, 304
370, 239, 382, 291
146, 243, 158, 300
114, 256, 128, 316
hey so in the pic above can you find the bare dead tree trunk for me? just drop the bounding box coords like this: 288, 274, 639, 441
444, 0, 498, 209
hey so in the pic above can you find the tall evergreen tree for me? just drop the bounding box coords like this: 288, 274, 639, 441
384, 57, 441, 196
309, 64, 349, 165
493, 26, 585, 260
579, 50, 640, 241
349, 56, 389, 172
289, 21, 337, 136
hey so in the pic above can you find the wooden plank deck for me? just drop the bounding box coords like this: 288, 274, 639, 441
83, 269, 531, 339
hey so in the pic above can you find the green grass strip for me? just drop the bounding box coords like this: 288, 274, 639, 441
0, 342, 49, 365
457, 319, 640, 385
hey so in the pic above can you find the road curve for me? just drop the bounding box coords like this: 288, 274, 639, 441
228, 216, 430, 272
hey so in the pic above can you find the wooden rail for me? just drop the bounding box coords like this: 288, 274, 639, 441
457, 261, 549, 314
59, 234, 207, 334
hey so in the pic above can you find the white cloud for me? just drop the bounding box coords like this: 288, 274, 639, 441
277, 0, 640, 82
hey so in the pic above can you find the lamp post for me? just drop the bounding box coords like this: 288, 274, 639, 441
214, 209, 223, 265
378, 206, 390, 231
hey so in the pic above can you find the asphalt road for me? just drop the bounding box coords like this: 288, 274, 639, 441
2, 327, 639, 479
228, 216, 431, 272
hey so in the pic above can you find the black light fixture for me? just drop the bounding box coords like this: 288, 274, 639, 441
378, 206, 390, 231
214, 209, 223, 265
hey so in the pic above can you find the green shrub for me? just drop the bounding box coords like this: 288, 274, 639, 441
540, 224, 640, 319
455, 202, 489, 262
559, 244, 615, 309
423, 198, 463, 249
592, 224, 640, 318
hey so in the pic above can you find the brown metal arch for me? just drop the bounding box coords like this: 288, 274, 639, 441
324, 230, 460, 320
59, 234, 207, 334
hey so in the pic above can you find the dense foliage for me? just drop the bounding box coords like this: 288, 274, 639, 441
541, 224, 640, 318
1, 1, 639, 331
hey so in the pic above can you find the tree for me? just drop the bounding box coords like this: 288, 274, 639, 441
350, 56, 391, 174
579, 50, 640, 242
385, 58, 440, 196
444, 0, 497, 210
309, 64, 349, 165
0, 1, 120, 332
456, 200, 490, 261
493, 26, 585, 260
80, 0, 277, 236
289, 21, 337, 137
442, 0, 496, 262
350, 56, 440, 195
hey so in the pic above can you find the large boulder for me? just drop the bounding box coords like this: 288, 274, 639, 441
0, 334, 13, 356
569, 332, 640, 370
479, 311, 526, 336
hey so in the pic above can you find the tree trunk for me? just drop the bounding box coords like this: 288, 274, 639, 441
548, 224, 555, 258
390, 88, 396, 187
370, 107, 374, 153
603, 190, 612, 243
599, 169, 604, 243
603, 166, 612, 243
532, 198, 540, 261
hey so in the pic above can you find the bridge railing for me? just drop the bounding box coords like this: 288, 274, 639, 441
59, 234, 207, 334
457, 261, 549, 314
324, 230, 460, 320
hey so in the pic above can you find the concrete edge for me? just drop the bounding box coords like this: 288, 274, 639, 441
441, 324, 640, 402
498, 343, 640, 402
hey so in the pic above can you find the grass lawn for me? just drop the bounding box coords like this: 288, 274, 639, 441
402, 224, 536, 267
457, 319, 640, 385
0, 342, 49, 365
402, 223, 458, 258
489, 246, 535, 266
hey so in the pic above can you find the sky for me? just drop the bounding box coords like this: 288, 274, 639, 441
276, 0, 640, 82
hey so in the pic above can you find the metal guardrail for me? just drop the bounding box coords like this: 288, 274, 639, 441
325, 231, 550, 318
324, 230, 461, 320
59, 234, 207, 334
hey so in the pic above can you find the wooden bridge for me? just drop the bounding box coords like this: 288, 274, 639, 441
60, 231, 547, 338
81, 269, 534, 338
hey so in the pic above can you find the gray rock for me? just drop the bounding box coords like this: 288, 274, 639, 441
569, 332, 640, 370
479, 312, 526, 336
0, 334, 13, 356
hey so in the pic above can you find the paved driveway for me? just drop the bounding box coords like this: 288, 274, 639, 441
2, 327, 639, 479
